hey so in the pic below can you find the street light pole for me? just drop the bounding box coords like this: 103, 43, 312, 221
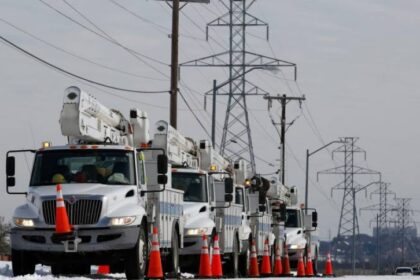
305, 140, 344, 214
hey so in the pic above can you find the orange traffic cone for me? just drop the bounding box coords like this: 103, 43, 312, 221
248, 239, 259, 277
199, 234, 212, 277
53, 184, 73, 241
260, 238, 272, 276
147, 227, 163, 279
55, 184, 72, 234
97, 265, 110, 274
305, 250, 314, 277
211, 234, 223, 278
273, 243, 283, 276
282, 243, 291, 276
297, 251, 305, 277
324, 253, 334, 276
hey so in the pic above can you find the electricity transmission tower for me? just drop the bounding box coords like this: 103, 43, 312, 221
181, 0, 296, 173
318, 137, 380, 274
360, 182, 395, 273
394, 198, 413, 265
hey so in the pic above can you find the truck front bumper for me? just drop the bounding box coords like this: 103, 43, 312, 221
181, 235, 203, 255
11, 226, 140, 253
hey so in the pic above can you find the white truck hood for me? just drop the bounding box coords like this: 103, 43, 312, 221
23, 183, 142, 220
29, 183, 135, 197
285, 227, 307, 247
182, 202, 214, 229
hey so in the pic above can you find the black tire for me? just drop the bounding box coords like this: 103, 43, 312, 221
313, 249, 319, 275
164, 228, 180, 276
225, 235, 239, 277
110, 262, 125, 273
238, 238, 250, 276
12, 249, 35, 276
125, 223, 148, 280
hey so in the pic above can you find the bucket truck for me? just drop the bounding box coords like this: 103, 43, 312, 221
151, 121, 242, 276
6, 86, 184, 278
268, 180, 319, 272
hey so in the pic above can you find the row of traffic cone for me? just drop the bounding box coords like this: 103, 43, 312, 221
247, 238, 334, 277
54, 184, 334, 277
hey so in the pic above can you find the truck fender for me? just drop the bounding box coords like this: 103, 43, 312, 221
268, 232, 276, 246
14, 204, 38, 219
171, 219, 183, 248
238, 224, 252, 242
107, 203, 147, 226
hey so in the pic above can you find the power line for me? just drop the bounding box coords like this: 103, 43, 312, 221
0, 34, 169, 94
178, 89, 211, 139
0, 17, 167, 82
38, 0, 169, 78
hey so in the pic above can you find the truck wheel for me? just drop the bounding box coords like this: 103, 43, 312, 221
125, 223, 148, 279
238, 239, 250, 276
12, 249, 35, 276
313, 249, 319, 274
227, 235, 239, 277
164, 229, 180, 276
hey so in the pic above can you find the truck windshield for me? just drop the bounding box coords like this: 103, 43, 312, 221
172, 172, 207, 202
30, 149, 136, 186
285, 209, 301, 228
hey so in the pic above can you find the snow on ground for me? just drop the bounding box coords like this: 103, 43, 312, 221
1, 261, 419, 279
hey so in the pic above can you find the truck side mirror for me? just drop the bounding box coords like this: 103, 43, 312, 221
6, 156, 15, 177
224, 177, 233, 194
259, 205, 266, 213
7, 177, 15, 187
280, 203, 287, 221
157, 174, 168, 185
157, 154, 168, 174
312, 211, 318, 228
225, 193, 233, 203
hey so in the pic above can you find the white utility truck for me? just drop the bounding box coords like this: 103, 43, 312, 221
6, 86, 184, 278
284, 204, 319, 271
150, 121, 241, 275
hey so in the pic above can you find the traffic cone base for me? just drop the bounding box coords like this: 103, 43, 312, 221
260, 239, 272, 276
147, 227, 163, 279
199, 234, 212, 278
211, 234, 223, 278
248, 239, 260, 277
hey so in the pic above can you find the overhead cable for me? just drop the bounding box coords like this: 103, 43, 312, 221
0, 35, 169, 94
38, 0, 169, 78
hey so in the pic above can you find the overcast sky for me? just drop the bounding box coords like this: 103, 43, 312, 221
1, 0, 420, 240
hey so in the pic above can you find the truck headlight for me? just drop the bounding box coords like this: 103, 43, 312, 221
185, 228, 210, 236
289, 244, 305, 250
14, 218, 35, 227
110, 216, 136, 226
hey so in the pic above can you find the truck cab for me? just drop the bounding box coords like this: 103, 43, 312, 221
6, 86, 183, 278
285, 206, 319, 269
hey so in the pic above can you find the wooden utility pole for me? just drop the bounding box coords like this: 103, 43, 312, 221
170, 0, 180, 129
264, 94, 305, 185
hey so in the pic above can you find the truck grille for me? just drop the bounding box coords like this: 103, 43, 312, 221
42, 199, 102, 225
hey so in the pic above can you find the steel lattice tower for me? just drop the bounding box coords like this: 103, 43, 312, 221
181, 0, 296, 173
360, 182, 395, 274
318, 137, 380, 274
361, 182, 395, 229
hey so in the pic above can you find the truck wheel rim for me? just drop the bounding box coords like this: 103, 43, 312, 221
139, 231, 147, 272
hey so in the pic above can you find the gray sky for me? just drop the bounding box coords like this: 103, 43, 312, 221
1, 0, 420, 240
